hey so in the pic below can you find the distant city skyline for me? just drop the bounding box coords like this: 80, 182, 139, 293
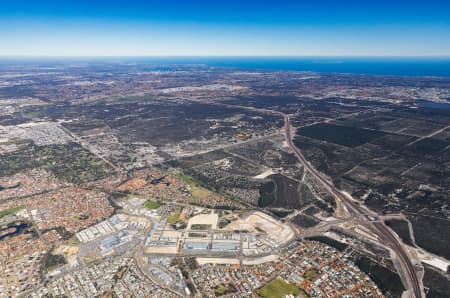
1, 0, 450, 56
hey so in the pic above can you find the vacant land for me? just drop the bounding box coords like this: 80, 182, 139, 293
293, 214, 319, 228
355, 256, 405, 298
422, 264, 450, 298
167, 212, 181, 224
294, 105, 450, 260
44, 253, 66, 270
258, 180, 276, 208
407, 215, 450, 259
297, 123, 387, 148
385, 219, 414, 246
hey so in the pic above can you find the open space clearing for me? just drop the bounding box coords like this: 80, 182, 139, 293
144, 200, 161, 210
225, 211, 295, 244
187, 211, 218, 230
257, 278, 306, 298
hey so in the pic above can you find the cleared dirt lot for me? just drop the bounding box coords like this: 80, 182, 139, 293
225, 211, 295, 245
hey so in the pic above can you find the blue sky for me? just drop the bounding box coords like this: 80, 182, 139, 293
1, 0, 449, 56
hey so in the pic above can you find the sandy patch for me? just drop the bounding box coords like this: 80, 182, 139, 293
53, 245, 79, 265
253, 169, 275, 179
225, 211, 295, 244
243, 255, 279, 265
196, 258, 240, 265
187, 211, 218, 230
144, 246, 178, 254
416, 249, 450, 272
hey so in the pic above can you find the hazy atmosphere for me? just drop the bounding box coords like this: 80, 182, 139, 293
1, 1, 449, 298
1, 0, 450, 56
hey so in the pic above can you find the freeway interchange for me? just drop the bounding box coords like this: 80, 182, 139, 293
207, 99, 425, 298
282, 113, 424, 298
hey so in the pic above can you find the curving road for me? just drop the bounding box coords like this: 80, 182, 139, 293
197, 99, 423, 297
283, 114, 423, 298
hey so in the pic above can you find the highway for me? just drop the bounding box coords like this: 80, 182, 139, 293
282, 113, 423, 298
196, 99, 423, 297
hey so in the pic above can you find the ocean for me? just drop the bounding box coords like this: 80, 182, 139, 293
129, 56, 450, 77
1, 56, 450, 77
172, 57, 450, 77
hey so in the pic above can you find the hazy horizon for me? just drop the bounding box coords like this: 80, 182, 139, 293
2, 56, 450, 77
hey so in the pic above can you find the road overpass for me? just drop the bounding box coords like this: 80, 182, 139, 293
283, 113, 423, 298
194, 99, 424, 297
